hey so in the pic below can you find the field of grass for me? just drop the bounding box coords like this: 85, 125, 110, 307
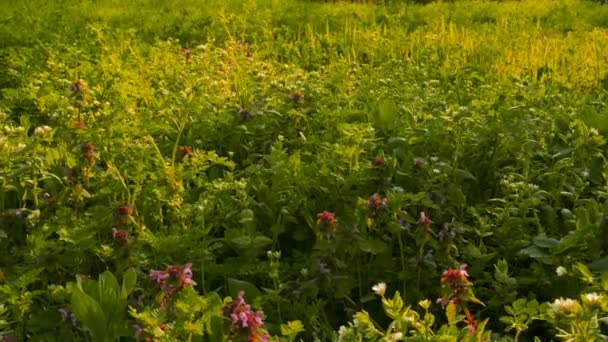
2, 0, 608, 341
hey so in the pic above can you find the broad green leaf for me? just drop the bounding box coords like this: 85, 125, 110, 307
532, 236, 559, 249
121, 268, 137, 299
71, 288, 108, 342
589, 255, 608, 273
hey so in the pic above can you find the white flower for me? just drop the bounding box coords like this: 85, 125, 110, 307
387, 332, 403, 341
582, 293, 602, 305
34, 126, 52, 137
556, 266, 567, 277
551, 298, 580, 315
372, 282, 386, 297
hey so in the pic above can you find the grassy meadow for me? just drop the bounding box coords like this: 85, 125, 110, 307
1, 0, 608, 341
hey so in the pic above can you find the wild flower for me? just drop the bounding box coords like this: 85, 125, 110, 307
80, 143, 96, 159
112, 227, 130, 246
180, 146, 193, 158
581, 293, 603, 307
372, 282, 386, 297
149, 263, 195, 308
317, 211, 336, 225
441, 264, 469, 285
117, 204, 133, 216
34, 126, 52, 137
288, 91, 304, 102
417, 211, 432, 226
237, 108, 253, 120
366, 193, 388, 212
70, 79, 87, 93
413, 158, 426, 171
74, 121, 85, 129
551, 298, 581, 315
181, 48, 192, 57
223, 291, 270, 342
372, 156, 385, 166
556, 266, 567, 277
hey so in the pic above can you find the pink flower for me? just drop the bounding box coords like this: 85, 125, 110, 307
149, 270, 169, 285
417, 211, 433, 226
181, 263, 193, 286
223, 291, 269, 341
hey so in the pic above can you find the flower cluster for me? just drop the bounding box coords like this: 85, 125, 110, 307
372, 156, 385, 167
366, 193, 388, 212
70, 79, 87, 93
180, 146, 193, 158
288, 91, 304, 102
114, 204, 133, 226
551, 298, 582, 316
79, 143, 96, 160
112, 227, 130, 246
317, 211, 336, 225
437, 264, 481, 335
149, 263, 195, 308
222, 291, 270, 342
417, 211, 432, 226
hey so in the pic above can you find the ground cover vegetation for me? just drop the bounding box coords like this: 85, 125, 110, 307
2, 0, 608, 340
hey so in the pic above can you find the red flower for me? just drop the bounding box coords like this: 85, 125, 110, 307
317, 211, 336, 225
181, 49, 192, 57
372, 156, 385, 166
180, 146, 193, 158
74, 121, 85, 129
413, 158, 426, 171
112, 227, 130, 246
417, 211, 432, 226
366, 193, 388, 211
441, 264, 469, 284
80, 143, 96, 159
117, 204, 132, 216
288, 91, 304, 102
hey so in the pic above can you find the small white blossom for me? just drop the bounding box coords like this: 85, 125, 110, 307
556, 266, 567, 277
372, 282, 386, 297
551, 298, 580, 315
34, 126, 52, 137
582, 293, 602, 305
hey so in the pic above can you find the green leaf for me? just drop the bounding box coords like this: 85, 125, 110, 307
121, 269, 137, 299
227, 278, 261, 302
446, 302, 457, 327
358, 238, 388, 255
590, 255, 608, 273
532, 236, 560, 249
519, 245, 549, 259
207, 315, 226, 342
71, 287, 108, 342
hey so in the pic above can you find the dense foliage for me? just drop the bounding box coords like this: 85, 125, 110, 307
1, 0, 608, 340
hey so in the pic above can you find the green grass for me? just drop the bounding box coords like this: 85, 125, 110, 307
1, 0, 608, 341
